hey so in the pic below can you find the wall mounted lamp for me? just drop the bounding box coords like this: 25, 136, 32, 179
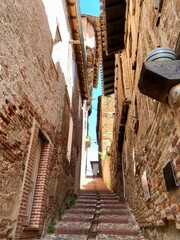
138, 47, 180, 103
163, 160, 180, 192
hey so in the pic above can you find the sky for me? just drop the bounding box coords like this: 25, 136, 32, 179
80, 0, 100, 16
79, 0, 102, 163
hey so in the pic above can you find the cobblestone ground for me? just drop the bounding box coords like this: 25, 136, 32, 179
39, 178, 146, 240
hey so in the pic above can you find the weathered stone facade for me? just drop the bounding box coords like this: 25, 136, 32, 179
99, 0, 180, 239
97, 95, 115, 189
0, 0, 85, 238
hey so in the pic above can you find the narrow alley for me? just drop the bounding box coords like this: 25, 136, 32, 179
42, 178, 145, 240
0, 0, 180, 240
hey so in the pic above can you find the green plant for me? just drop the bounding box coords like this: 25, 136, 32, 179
98, 151, 105, 160
106, 151, 111, 156
58, 206, 64, 216
47, 220, 56, 234
86, 136, 92, 147
65, 196, 76, 209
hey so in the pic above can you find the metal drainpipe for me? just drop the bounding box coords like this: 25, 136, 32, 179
74, 0, 90, 100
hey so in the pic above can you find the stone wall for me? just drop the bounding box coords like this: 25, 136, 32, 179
97, 95, 115, 190
112, 0, 180, 239
0, 0, 83, 238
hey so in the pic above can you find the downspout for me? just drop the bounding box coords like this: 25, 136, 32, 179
74, 0, 90, 100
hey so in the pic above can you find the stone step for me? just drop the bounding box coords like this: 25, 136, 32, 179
40, 178, 145, 239
77, 196, 97, 199
97, 191, 111, 193
99, 222, 139, 231
100, 200, 122, 204
100, 209, 129, 215
55, 221, 91, 235
20, 227, 39, 239
99, 228, 140, 236
62, 213, 94, 220
72, 204, 96, 209
41, 234, 87, 240
99, 216, 129, 224
65, 208, 95, 214
99, 196, 120, 199
80, 190, 97, 193
98, 234, 142, 240
79, 194, 97, 197
61, 216, 93, 222
76, 200, 97, 204
80, 191, 97, 194
101, 204, 127, 209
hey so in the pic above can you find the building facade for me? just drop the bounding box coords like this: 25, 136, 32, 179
97, 94, 115, 189
0, 0, 98, 239
98, 0, 180, 239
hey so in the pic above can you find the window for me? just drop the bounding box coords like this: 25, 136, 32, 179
129, 31, 132, 58
67, 116, 73, 161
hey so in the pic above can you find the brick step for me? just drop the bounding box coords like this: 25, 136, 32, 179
101, 204, 126, 209
62, 213, 94, 220
99, 217, 129, 224
65, 208, 95, 214
99, 228, 140, 236
99, 222, 140, 233
97, 191, 111, 193
78, 196, 97, 200
100, 200, 122, 203
72, 204, 96, 209
79, 193, 98, 196
61, 216, 93, 222
20, 227, 39, 239
98, 234, 141, 240
52, 234, 88, 240
80, 190, 97, 193
55, 221, 91, 235
76, 200, 97, 204
99, 195, 119, 198
99, 197, 120, 200
80, 192, 98, 196
100, 209, 129, 215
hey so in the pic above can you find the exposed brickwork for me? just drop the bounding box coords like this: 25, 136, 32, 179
40, 178, 145, 240
71, 71, 83, 190
109, 0, 180, 239
30, 142, 53, 229
15, 122, 39, 238
97, 95, 115, 189
0, 97, 35, 239
0, 0, 83, 239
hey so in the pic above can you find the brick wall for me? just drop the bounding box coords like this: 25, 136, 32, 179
0, 0, 83, 238
71, 71, 83, 194
0, 97, 35, 239
111, 0, 180, 239
97, 95, 115, 190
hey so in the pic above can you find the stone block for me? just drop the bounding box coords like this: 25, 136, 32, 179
138, 61, 180, 103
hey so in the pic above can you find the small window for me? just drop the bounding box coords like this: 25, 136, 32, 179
154, 0, 164, 12
54, 26, 62, 45
129, 31, 132, 58
67, 116, 73, 161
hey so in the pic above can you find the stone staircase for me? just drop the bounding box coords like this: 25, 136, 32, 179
41, 178, 145, 240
